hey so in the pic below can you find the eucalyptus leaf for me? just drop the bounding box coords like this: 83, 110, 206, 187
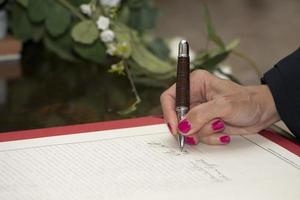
71, 20, 99, 44
194, 51, 230, 71
226, 39, 240, 51
71, 0, 91, 7
128, 6, 158, 32
147, 38, 170, 60
73, 40, 106, 64
118, 6, 130, 24
10, 3, 33, 41
131, 41, 174, 75
31, 25, 45, 42
16, 0, 28, 7
28, 0, 48, 22
128, 58, 175, 80
127, 0, 147, 9
46, 3, 71, 37
113, 23, 133, 57
111, 22, 174, 78
44, 34, 77, 61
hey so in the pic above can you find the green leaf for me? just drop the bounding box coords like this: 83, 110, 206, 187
44, 33, 77, 61
71, 20, 99, 44
203, 4, 225, 49
131, 40, 174, 75
147, 38, 170, 60
31, 25, 45, 42
194, 50, 230, 71
226, 39, 240, 51
16, 0, 28, 7
114, 22, 173, 79
73, 40, 106, 63
46, 3, 71, 37
128, 7, 158, 32
71, 0, 91, 7
10, 3, 33, 41
27, 0, 49, 22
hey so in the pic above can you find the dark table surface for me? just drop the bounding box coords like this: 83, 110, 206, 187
0, 43, 165, 133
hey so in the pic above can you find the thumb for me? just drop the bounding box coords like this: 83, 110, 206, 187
177, 99, 224, 136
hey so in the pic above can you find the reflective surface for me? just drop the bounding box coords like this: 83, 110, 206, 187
0, 43, 166, 132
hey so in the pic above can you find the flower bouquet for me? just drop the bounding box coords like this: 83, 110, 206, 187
8, 0, 249, 115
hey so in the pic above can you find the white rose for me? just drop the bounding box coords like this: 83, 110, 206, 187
100, 29, 115, 43
79, 4, 92, 16
97, 16, 110, 30
100, 0, 121, 7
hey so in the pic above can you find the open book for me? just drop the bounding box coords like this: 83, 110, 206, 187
0, 120, 299, 200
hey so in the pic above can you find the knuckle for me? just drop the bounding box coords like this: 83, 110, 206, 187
191, 69, 211, 79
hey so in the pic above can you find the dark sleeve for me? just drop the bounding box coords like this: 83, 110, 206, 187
262, 48, 300, 139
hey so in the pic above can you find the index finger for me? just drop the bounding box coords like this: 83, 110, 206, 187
160, 84, 178, 135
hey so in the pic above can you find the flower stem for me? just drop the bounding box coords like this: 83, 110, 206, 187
232, 50, 262, 78
124, 60, 141, 104
56, 0, 86, 21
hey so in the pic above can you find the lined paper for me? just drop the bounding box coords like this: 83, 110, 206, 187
0, 124, 299, 200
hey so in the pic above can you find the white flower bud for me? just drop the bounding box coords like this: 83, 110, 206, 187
100, 0, 121, 7
79, 4, 92, 16
100, 29, 115, 43
106, 43, 117, 55
97, 16, 110, 30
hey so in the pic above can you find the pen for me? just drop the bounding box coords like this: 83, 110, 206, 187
176, 40, 190, 151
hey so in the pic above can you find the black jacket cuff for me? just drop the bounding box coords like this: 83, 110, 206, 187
262, 48, 300, 139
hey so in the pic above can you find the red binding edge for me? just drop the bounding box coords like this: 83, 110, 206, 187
0, 116, 299, 156
0, 116, 164, 142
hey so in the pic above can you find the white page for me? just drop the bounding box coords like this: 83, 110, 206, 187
0, 124, 299, 200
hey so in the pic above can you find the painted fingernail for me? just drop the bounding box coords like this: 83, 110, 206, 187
167, 123, 173, 134
212, 120, 224, 131
219, 135, 231, 144
185, 136, 197, 145
178, 119, 191, 134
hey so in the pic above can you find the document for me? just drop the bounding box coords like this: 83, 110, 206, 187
0, 124, 299, 200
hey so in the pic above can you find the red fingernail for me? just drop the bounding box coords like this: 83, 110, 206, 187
167, 123, 173, 134
185, 136, 197, 145
212, 120, 224, 131
219, 135, 231, 144
178, 119, 191, 134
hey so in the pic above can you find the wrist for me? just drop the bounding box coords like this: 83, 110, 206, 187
252, 85, 280, 128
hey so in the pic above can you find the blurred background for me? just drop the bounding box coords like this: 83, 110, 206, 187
0, 0, 299, 132
154, 0, 300, 84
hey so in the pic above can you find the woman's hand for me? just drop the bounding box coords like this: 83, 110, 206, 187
160, 70, 280, 145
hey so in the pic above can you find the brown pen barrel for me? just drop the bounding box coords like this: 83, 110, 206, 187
176, 56, 190, 109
